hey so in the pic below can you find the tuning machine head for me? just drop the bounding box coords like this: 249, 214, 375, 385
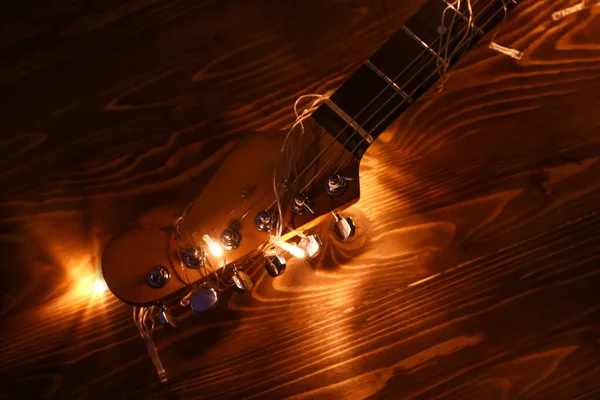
189, 287, 219, 313
333, 213, 355, 241
182, 248, 205, 269
230, 269, 254, 292
255, 210, 278, 232
147, 265, 171, 288
291, 193, 313, 215
220, 228, 242, 250
264, 253, 287, 277
326, 174, 352, 196
157, 304, 177, 328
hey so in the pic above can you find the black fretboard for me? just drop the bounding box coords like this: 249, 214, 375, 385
312, 0, 517, 158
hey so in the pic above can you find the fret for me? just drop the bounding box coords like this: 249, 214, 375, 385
313, 0, 518, 157
312, 63, 411, 153
323, 99, 374, 144
311, 103, 373, 159
364, 60, 414, 104
325, 64, 396, 127
401, 25, 448, 68
369, 26, 435, 85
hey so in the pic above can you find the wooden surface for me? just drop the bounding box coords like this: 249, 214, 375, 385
2, 0, 600, 399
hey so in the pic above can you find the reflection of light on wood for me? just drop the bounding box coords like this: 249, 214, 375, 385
68, 256, 109, 300
2, 250, 122, 371
74, 275, 108, 298
93, 278, 108, 294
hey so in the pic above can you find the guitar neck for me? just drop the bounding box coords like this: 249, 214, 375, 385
312, 0, 517, 158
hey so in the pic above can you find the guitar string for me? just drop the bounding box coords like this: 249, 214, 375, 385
272, 95, 328, 241
173, 96, 324, 259
304, 0, 500, 190
132, 0, 513, 375
177, 0, 508, 258
302, 0, 489, 191
287, 0, 473, 192
323, 0, 513, 183
329, 0, 514, 177
428, 0, 477, 97
271, 0, 498, 242
277, 0, 510, 214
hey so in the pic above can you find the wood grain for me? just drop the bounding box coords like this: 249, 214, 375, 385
1, 0, 600, 399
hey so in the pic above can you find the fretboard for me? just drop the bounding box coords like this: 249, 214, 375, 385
312, 0, 517, 158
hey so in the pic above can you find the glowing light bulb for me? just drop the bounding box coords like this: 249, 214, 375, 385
202, 234, 223, 257
274, 240, 306, 259
93, 278, 108, 294
297, 234, 322, 258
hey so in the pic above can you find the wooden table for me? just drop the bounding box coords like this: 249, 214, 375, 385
1, 0, 599, 398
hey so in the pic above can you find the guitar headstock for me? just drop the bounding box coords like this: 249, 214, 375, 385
101, 117, 362, 307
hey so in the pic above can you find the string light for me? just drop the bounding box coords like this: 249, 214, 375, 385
552, 1, 600, 21
488, 42, 523, 60
73, 274, 108, 299
274, 240, 306, 259
488, 0, 523, 60
297, 235, 322, 258
93, 278, 108, 294
202, 234, 223, 257
272, 94, 328, 244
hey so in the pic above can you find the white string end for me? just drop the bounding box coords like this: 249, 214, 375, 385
489, 41, 524, 60
552, 1, 599, 21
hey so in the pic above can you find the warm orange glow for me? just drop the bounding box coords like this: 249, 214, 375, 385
73, 273, 108, 299
93, 278, 108, 294
275, 240, 306, 259
65, 254, 110, 301
297, 235, 321, 258
202, 234, 223, 257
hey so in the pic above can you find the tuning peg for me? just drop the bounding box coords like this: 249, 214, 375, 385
297, 234, 322, 258
230, 270, 254, 292
333, 213, 355, 241
189, 287, 219, 312
147, 265, 171, 288
182, 248, 205, 269
325, 174, 352, 196
157, 304, 177, 328
291, 193, 314, 215
220, 228, 242, 250
255, 210, 277, 232
264, 254, 287, 277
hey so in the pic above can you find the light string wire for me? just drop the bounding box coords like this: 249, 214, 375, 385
175, 214, 232, 292
168, 0, 518, 292
269, 94, 328, 245
428, 0, 478, 98
305, 0, 504, 189
130, 0, 518, 383
290, 0, 480, 196
551, 0, 600, 21
273, 0, 513, 246
134, 306, 168, 383
489, 0, 523, 59
130, 3, 520, 381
